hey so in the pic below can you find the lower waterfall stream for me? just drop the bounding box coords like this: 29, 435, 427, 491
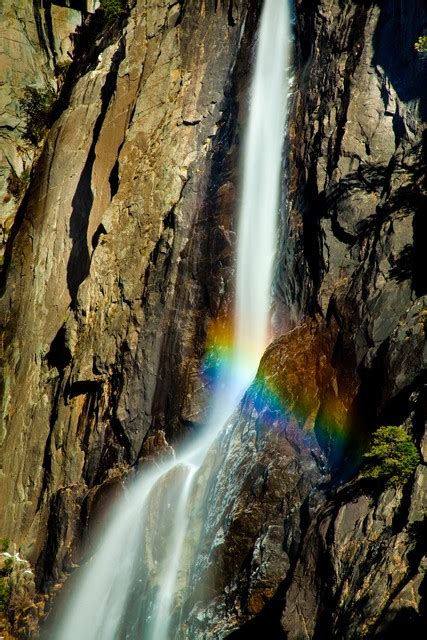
52, 1, 290, 637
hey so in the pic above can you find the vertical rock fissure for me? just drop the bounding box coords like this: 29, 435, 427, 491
328, 3, 370, 178
225, 492, 318, 640
67, 36, 126, 303
32, 0, 55, 64
43, 0, 58, 67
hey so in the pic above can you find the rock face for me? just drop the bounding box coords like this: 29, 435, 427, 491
0, 1, 88, 265
181, 322, 335, 638
217, 0, 427, 636
1, 0, 260, 601
0, 0, 426, 638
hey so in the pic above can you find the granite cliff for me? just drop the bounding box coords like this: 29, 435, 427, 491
0, 0, 426, 638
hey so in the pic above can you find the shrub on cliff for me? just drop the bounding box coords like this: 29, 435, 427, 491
0, 553, 37, 635
19, 85, 56, 146
362, 426, 420, 487
0, 576, 11, 612
415, 35, 427, 58
0, 540, 9, 553
7, 167, 30, 201
100, 0, 125, 21
0, 556, 13, 613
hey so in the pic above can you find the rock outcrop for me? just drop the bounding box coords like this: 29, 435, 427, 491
0, 0, 426, 637
0, 0, 260, 612
0, 1, 90, 265
209, 0, 427, 636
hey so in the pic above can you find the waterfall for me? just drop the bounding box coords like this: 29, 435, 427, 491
50, 1, 290, 637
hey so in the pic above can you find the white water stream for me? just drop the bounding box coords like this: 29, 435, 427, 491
51, 1, 290, 637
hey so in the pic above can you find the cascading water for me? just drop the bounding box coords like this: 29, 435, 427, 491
50, 1, 290, 637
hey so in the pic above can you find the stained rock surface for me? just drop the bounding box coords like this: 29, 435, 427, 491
229, 0, 427, 636
0, 0, 426, 638
0, 0, 259, 616
0, 1, 88, 264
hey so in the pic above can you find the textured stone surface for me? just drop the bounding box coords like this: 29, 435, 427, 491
181, 322, 333, 638
0, 1, 84, 265
0, 0, 426, 637
234, 0, 427, 636
167, 0, 426, 636
0, 0, 260, 603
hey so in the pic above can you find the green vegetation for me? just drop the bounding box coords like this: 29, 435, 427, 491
1, 558, 14, 576
0, 556, 13, 614
55, 58, 72, 80
0, 540, 9, 553
0, 577, 11, 612
414, 35, 427, 58
100, 0, 125, 21
7, 168, 30, 201
362, 425, 420, 487
19, 85, 56, 146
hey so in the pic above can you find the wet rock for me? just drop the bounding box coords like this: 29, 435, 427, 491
199, 0, 427, 636
182, 322, 332, 637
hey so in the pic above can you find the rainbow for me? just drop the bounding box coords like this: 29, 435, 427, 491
201, 317, 357, 466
